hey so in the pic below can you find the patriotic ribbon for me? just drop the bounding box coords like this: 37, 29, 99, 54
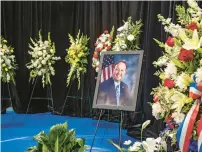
176, 100, 200, 152
176, 74, 202, 152
198, 117, 202, 152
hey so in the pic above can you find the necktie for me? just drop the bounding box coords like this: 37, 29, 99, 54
116, 85, 120, 106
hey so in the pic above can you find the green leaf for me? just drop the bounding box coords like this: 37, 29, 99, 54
110, 26, 115, 37
172, 58, 185, 69
55, 136, 59, 152
108, 139, 123, 152
153, 38, 165, 48
42, 144, 48, 152
197, 48, 202, 53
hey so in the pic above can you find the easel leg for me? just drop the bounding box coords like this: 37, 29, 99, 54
90, 109, 103, 152
60, 81, 73, 115
48, 84, 54, 113
7, 83, 12, 107
26, 77, 38, 114
119, 111, 123, 148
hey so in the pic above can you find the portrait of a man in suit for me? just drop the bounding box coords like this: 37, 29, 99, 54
96, 60, 132, 107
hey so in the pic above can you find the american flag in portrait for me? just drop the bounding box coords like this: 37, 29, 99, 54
100, 55, 115, 83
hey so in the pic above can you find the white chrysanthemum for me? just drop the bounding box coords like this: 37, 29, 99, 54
164, 61, 177, 79
195, 67, 202, 83
175, 73, 192, 90
123, 140, 132, 145
171, 112, 185, 124
127, 35, 134, 41
152, 102, 164, 120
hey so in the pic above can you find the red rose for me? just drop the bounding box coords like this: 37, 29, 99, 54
153, 94, 160, 103
178, 48, 194, 62
164, 78, 175, 88
103, 43, 107, 47
186, 22, 198, 31
104, 30, 108, 34
93, 52, 98, 59
107, 46, 111, 50
166, 36, 175, 47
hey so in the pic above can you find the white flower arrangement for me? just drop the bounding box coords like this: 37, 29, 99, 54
112, 17, 143, 51
0, 36, 18, 84
26, 31, 61, 88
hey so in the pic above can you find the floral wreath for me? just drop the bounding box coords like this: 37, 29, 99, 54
0, 36, 18, 84
26, 30, 61, 88
65, 30, 89, 89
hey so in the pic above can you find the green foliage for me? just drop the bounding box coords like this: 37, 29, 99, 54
153, 38, 165, 48
176, 5, 191, 25
26, 122, 87, 152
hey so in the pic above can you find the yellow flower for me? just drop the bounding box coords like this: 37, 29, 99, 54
1, 49, 5, 52
0, 44, 2, 48
2, 63, 6, 67
5, 68, 8, 71
200, 59, 202, 65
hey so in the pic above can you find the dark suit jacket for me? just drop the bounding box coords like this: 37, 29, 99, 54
97, 77, 132, 106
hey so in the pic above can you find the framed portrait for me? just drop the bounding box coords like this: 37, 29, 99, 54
92, 50, 144, 111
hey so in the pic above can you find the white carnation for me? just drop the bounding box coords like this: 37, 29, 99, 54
164, 61, 177, 79
152, 102, 164, 120
172, 112, 185, 124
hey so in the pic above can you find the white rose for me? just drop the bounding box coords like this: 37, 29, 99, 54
41, 60, 46, 65
39, 57, 43, 60
37, 51, 43, 56
127, 35, 134, 41
48, 62, 51, 65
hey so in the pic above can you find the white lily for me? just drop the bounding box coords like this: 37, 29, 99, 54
182, 29, 202, 50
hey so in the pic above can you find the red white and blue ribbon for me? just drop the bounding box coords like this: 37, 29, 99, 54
198, 117, 202, 152
176, 100, 200, 152
189, 82, 202, 99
